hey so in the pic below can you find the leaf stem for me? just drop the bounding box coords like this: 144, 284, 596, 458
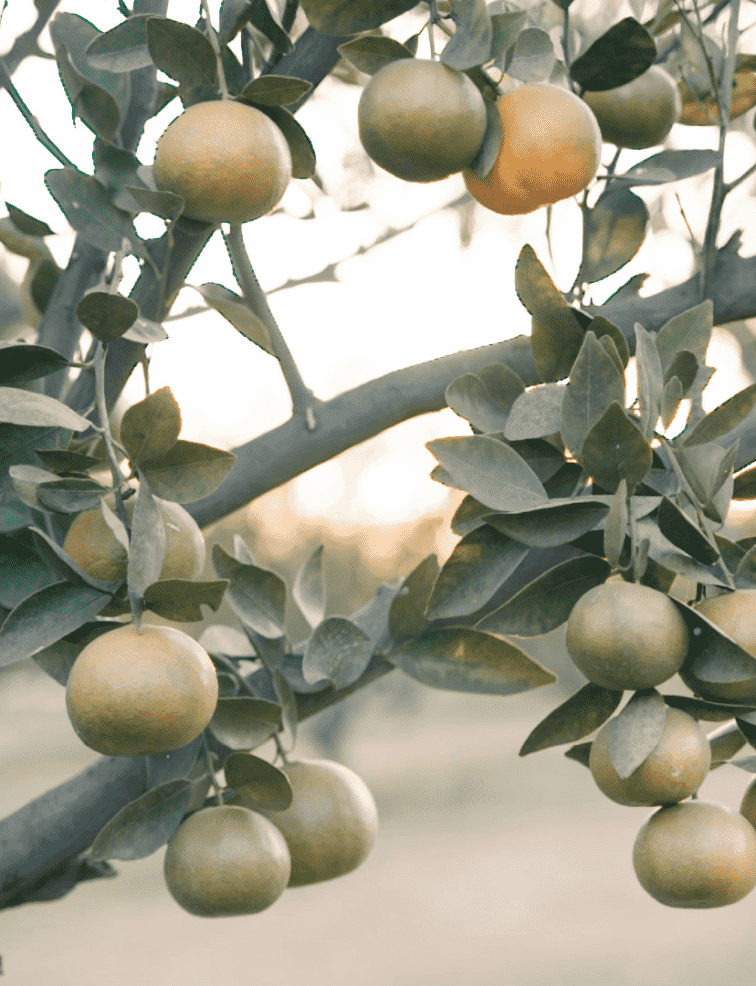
224, 223, 319, 430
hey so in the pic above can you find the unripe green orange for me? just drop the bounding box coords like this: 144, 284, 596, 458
582, 66, 681, 149
633, 801, 756, 907
259, 759, 378, 886
589, 707, 711, 806
66, 623, 218, 756
566, 581, 689, 691
358, 58, 487, 182
163, 805, 291, 917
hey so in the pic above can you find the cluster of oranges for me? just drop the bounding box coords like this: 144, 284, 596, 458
148, 57, 696, 225
566, 581, 756, 909
62, 495, 377, 918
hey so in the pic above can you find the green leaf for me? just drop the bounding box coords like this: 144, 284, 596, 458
6, 203, 54, 237
486, 498, 609, 549
219, 0, 256, 44
85, 14, 153, 72
272, 668, 297, 752
655, 301, 713, 374
209, 696, 282, 749
425, 526, 528, 620
142, 579, 228, 622
427, 435, 547, 512
619, 150, 720, 187
45, 168, 145, 259
0, 530, 56, 608
734, 465, 756, 500
577, 189, 649, 285
146, 18, 217, 88
139, 440, 235, 503
390, 627, 557, 695
571, 18, 656, 91
388, 554, 439, 642
466, 97, 503, 179
515, 244, 584, 382
662, 376, 685, 430
489, 11, 527, 69
682, 382, 756, 447
608, 688, 667, 779
299, 0, 418, 34
193, 283, 274, 356
450, 495, 492, 536
239, 75, 313, 107
565, 742, 592, 767
0, 344, 69, 385
88, 779, 194, 862
604, 479, 628, 568
0, 387, 90, 432
561, 332, 625, 458
76, 291, 139, 343
519, 682, 623, 756
675, 597, 756, 697
211, 544, 286, 638
0, 581, 111, 668
580, 402, 652, 492
445, 373, 514, 434
637, 517, 730, 587
302, 617, 373, 689
476, 555, 611, 637
440, 0, 492, 71
635, 323, 664, 438
657, 496, 719, 565
120, 387, 182, 465
337, 36, 414, 75
292, 544, 325, 628
127, 481, 166, 602
505, 27, 555, 84
247, 0, 293, 54
665, 694, 753, 721
224, 752, 293, 811
504, 383, 564, 441
36, 478, 111, 514
120, 185, 184, 221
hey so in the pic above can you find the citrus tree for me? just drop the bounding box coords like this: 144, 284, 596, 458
6, 0, 756, 918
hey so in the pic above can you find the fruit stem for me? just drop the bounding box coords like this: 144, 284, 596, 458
200, 0, 229, 99
562, 6, 574, 92
224, 224, 320, 431
201, 732, 224, 807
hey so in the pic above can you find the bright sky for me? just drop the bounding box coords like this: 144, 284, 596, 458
0, 0, 753, 527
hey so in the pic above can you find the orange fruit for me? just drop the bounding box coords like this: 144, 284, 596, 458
566, 581, 689, 691
357, 58, 487, 182
259, 759, 378, 886
680, 590, 756, 703
463, 83, 601, 215
589, 707, 711, 806
153, 100, 292, 224
163, 805, 291, 917
65, 623, 218, 755
582, 66, 681, 149
63, 491, 205, 584
633, 801, 756, 907
678, 71, 756, 125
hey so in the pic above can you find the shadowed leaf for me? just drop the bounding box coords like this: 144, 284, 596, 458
519, 683, 623, 755
608, 689, 667, 779
88, 779, 194, 862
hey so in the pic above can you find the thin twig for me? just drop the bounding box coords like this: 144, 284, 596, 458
0, 58, 76, 168
224, 224, 319, 430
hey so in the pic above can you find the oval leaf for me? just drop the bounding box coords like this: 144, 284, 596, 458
139, 440, 235, 503
487, 498, 609, 549
292, 543, 325, 628
390, 627, 557, 695
608, 689, 667, 779
224, 752, 293, 811
88, 779, 193, 862
209, 696, 282, 749
504, 384, 565, 441
519, 682, 623, 756
302, 617, 373, 689
0, 387, 90, 431
120, 387, 182, 464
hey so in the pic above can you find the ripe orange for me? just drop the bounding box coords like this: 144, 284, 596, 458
566, 581, 689, 691
63, 491, 205, 584
589, 707, 711, 806
582, 66, 681, 149
680, 590, 756, 703
678, 71, 756, 125
153, 100, 292, 224
357, 58, 487, 182
633, 801, 756, 907
65, 623, 218, 756
163, 805, 291, 917
462, 83, 601, 215
259, 759, 378, 886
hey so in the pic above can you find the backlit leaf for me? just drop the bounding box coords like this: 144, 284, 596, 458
302, 617, 373, 689
292, 543, 325, 628
580, 402, 652, 492
445, 373, 513, 434
578, 188, 649, 284
504, 384, 564, 441
142, 579, 228, 621
224, 752, 293, 811
120, 387, 182, 465
388, 554, 439, 642
682, 382, 756, 447
212, 544, 286, 638
139, 441, 235, 503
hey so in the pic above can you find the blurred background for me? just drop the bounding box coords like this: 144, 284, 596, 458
4, 0, 756, 983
